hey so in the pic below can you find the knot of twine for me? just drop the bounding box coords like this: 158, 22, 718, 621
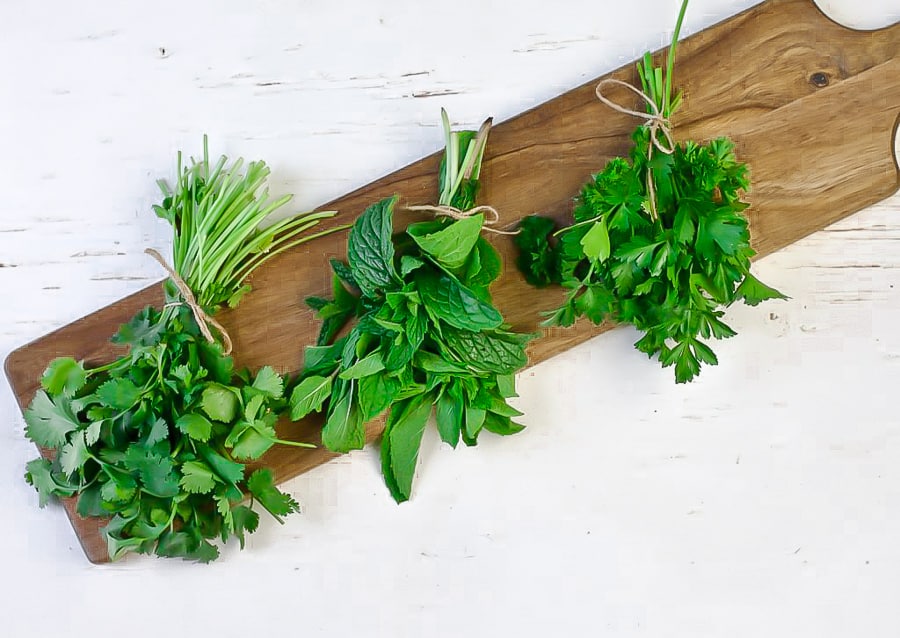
404, 204, 520, 235
595, 78, 675, 220
145, 248, 234, 355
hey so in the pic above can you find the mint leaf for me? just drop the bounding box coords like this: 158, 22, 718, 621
321, 381, 364, 453
416, 272, 502, 331
408, 213, 484, 270
348, 196, 399, 297
442, 329, 529, 374
381, 394, 433, 503
338, 352, 385, 380
357, 373, 399, 421
483, 412, 526, 436
435, 384, 463, 448
289, 375, 333, 420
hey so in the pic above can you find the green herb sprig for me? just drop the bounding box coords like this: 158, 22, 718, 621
516, 0, 785, 383
291, 113, 531, 502
24, 138, 345, 562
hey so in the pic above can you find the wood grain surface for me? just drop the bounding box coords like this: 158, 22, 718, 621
5, 0, 899, 563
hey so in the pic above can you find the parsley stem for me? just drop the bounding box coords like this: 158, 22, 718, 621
552, 213, 605, 236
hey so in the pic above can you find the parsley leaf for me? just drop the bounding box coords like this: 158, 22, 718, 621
515, 1, 785, 383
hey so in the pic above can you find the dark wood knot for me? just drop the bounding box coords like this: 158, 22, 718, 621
810, 72, 829, 88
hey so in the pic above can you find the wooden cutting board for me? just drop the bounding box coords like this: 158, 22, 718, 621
5, 0, 899, 563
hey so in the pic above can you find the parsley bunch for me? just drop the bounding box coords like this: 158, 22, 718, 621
516, 0, 785, 383
291, 113, 531, 502
24, 138, 343, 562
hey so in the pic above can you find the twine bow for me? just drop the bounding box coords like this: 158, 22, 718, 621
145, 248, 234, 355
595, 78, 676, 220
404, 204, 520, 235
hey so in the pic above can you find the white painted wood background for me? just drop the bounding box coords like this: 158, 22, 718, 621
1, 1, 898, 635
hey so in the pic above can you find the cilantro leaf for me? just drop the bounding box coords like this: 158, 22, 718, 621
252, 366, 284, 398
96, 378, 142, 410
180, 461, 219, 494
41, 357, 87, 397
228, 422, 276, 461
25, 458, 77, 506
230, 505, 260, 549
24, 390, 81, 448
175, 413, 213, 442
247, 468, 299, 523
58, 431, 90, 478
201, 384, 240, 422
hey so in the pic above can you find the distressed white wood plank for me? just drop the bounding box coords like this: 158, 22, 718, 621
0, 1, 898, 636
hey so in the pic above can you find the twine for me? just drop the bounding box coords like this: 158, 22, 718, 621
595, 78, 676, 220
404, 204, 520, 235
145, 248, 234, 355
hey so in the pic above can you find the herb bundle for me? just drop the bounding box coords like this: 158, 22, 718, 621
516, 0, 785, 383
24, 137, 344, 561
291, 111, 531, 502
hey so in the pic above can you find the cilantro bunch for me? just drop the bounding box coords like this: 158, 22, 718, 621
23, 137, 343, 562
516, 0, 785, 383
291, 113, 531, 502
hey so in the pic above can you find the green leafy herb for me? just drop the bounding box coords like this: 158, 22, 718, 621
292, 112, 532, 502
515, 0, 785, 383
23, 137, 344, 562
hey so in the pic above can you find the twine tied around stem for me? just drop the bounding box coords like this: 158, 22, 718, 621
594, 78, 676, 220
404, 204, 520, 235
144, 248, 234, 355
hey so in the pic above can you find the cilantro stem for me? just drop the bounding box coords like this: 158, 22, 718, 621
267, 437, 316, 449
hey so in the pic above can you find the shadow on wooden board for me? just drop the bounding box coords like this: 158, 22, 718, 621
5, 0, 899, 562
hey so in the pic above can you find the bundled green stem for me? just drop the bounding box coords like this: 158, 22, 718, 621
515, 0, 786, 383
290, 112, 532, 502
24, 138, 346, 562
